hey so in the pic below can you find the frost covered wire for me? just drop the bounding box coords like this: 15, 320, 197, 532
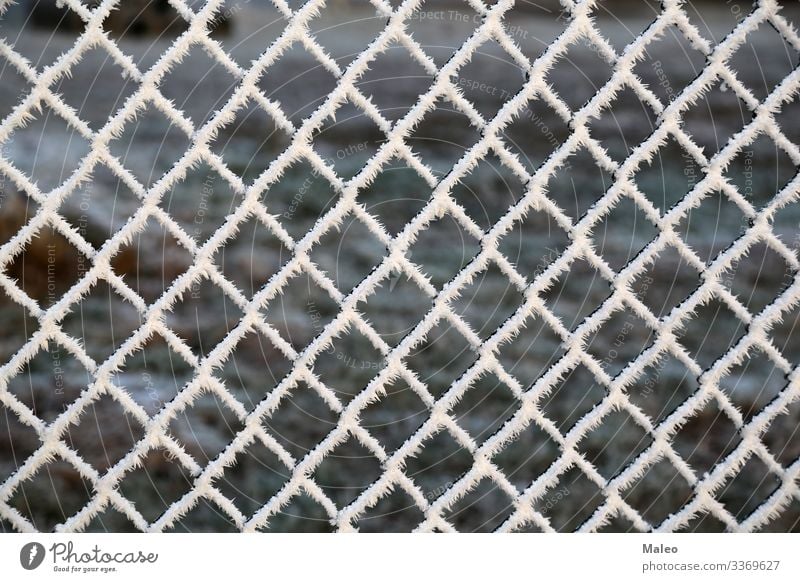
0, 0, 798, 532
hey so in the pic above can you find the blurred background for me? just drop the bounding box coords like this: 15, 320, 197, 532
0, 0, 799, 532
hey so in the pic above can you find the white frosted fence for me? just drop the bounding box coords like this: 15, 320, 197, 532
0, 0, 798, 532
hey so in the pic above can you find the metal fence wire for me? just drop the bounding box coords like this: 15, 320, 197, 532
0, 0, 799, 532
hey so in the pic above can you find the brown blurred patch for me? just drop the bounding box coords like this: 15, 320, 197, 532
29, 0, 231, 37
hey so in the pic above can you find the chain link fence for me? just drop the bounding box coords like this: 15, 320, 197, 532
0, 0, 798, 532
